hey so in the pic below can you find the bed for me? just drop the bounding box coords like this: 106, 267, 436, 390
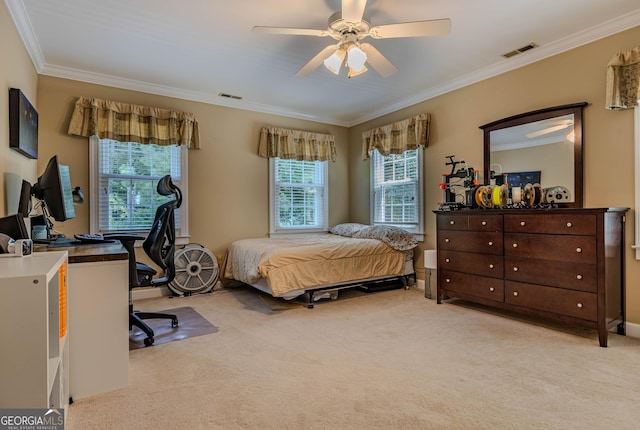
222, 224, 417, 307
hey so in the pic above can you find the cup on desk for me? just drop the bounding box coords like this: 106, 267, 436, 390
32, 225, 47, 240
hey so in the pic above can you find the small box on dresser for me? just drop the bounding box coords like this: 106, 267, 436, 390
435, 208, 628, 347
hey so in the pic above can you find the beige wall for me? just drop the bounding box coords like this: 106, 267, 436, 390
0, 3, 38, 216
349, 25, 640, 324
36, 76, 350, 263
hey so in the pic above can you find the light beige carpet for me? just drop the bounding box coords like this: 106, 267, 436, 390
67, 285, 640, 430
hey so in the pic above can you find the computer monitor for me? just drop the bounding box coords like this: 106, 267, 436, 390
31, 155, 76, 222
0, 214, 29, 240
17, 179, 32, 217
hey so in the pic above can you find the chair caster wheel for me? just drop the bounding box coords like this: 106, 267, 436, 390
144, 337, 154, 346
171, 318, 178, 328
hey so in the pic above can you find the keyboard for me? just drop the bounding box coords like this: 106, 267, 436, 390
74, 234, 113, 244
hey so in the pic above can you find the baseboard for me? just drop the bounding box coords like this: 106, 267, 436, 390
131, 286, 171, 300
625, 321, 640, 339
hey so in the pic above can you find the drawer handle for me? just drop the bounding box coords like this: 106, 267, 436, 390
445, 258, 450, 263
445, 238, 450, 243
577, 303, 583, 308
450, 220, 455, 225
513, 291, 519, 297
489, 264, 494, 269
576, 247, 582, 253
520, 221, 526, 226
567, 222, 573, 228
488, 241, 494, 246
445, 278, 451, 283
489, 287, 495, 292
512, 243, 518, 248
482, 221, 487, 226
576, 274, 583, 280
513, 267, 519, 272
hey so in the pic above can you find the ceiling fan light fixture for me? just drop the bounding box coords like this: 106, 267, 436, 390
346, 44, 367, 72
323, 48, 346, 74
348, 65, 368, 78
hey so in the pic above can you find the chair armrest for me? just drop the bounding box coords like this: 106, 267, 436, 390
103, 233, 145, 244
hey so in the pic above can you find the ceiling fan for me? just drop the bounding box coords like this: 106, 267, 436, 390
252, 0, 451, 78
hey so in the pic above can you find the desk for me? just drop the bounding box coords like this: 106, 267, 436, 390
36, 241, 129, 400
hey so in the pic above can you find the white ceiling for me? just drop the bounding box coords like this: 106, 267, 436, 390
7, 0, 640, 127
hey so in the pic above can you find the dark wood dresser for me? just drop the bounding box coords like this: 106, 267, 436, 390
435, 208, 628, 347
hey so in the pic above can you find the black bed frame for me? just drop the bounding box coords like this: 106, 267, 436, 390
300, 274, 416, 308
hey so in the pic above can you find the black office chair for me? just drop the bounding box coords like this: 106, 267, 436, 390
106, 175, 182, 346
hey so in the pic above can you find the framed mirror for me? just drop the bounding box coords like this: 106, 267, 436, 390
480, 102, 587, 208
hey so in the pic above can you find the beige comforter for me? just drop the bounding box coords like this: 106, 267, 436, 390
223, 233, 407, 297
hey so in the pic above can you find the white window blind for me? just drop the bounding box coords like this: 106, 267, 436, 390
91, 138, 188, 239
270, 158, 328, 233
371, 148, 424, 237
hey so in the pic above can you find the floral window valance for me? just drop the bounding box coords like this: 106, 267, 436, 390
258, 126, 336, 162
67, 96, 200, 148
362, 113, 430, 160
606, 46, 640, 110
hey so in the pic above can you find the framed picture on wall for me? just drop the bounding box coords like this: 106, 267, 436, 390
8, 88, 38, 159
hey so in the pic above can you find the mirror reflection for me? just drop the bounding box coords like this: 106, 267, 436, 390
481, 103, 587, 208
490, 114, 575, 199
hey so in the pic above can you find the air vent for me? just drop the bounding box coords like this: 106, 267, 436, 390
502, 43, 539, 59
218, 92, 242, 100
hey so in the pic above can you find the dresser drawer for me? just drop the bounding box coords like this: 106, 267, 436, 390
437, 214, 502, 232
504, 214, 545, 233
437, 215, 468, 231
467, 215, 502, 232
440, 270, 504, 302
504, 213, 596, 235
504, 233, 596, 263
439, 250, 503, 278
438, 230, 503, 255
504, 256, 597, 292
505, 281, 597, 321
544, 214, 596, 235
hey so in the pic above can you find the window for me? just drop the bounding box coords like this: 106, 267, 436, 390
90, 138, 189, 243
371, 148, 424, 240
269, 158, 328, 234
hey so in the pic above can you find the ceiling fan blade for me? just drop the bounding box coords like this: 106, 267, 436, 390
342, 0, 367, 24
295, 45, 337, 77
369, 18, 451, 39
360, 43, 398, 77
252, 26, 329, 37
525, 123, 572, 139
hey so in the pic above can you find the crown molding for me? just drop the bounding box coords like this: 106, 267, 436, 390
5, 0, 45, 71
